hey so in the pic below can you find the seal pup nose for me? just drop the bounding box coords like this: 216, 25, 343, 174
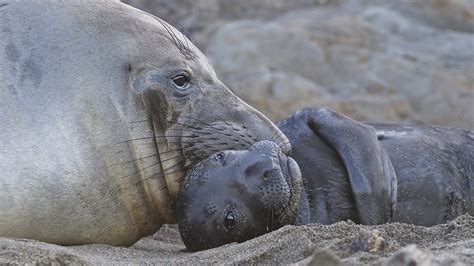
243, 140, 285, 181
243, 155, 279, 180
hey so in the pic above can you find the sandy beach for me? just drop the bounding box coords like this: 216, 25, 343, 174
1, 214, 472, 265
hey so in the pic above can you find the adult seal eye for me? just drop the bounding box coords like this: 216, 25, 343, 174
224, 211, 236, 231
213, 152, 226, 163
172, 74, 190, 89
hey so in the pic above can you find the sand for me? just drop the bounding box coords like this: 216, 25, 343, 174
1, 215, 472, 265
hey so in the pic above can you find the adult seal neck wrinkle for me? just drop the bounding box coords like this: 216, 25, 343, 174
147, 116, 185, 224
143, 118, 176, 224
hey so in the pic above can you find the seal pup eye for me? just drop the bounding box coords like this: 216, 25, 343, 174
171, 74, 190, 89
224, 211, 236, 231
213, 152, 226, 163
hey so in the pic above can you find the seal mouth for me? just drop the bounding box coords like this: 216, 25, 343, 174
275, 144, 300, 197
253, 140, 302, 226
282, 154, 303, 208
285, 156, 301, 190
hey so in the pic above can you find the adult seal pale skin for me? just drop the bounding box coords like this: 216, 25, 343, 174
0, 1, 290, 246
178, 108, 473, 251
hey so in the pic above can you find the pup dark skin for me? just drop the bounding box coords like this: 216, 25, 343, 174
178, 108, 473, 251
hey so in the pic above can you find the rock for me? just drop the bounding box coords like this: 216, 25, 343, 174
392, 0, 474, 33
121, 0, 321, 46
382, 245, 432, 266
206, 7, 474, 129
343, 0, 474, 33
122, 0, 219, 40
296, 249, 344, 266
350, 229, 389, 253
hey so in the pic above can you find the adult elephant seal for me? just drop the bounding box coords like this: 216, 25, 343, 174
178, 108, 473, 251
0, 1, 289, 246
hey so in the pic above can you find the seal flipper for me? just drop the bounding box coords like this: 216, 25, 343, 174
300, 108, 397, 225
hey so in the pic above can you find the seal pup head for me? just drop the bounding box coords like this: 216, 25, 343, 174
177, 140, 303, 251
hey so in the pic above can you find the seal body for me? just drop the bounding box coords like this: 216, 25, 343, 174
177, 108, 473, 251
0, 1, 289, 246
278, 108, 473, 226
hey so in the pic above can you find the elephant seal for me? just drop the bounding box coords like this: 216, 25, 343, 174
178, 108, 473, 251
0, 1, 289, 246
178, 140, 303, 251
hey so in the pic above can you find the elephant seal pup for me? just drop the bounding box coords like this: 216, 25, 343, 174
178, 140, 303, 251
0, 1, 289, 246
178, 108, 473, 251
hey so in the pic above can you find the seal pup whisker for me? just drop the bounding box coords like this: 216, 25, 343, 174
266, 208, 270, 232
273, 209, 276, 231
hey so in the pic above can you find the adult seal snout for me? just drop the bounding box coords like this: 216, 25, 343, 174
0, 1, 289, 246
178, 141, 303, 251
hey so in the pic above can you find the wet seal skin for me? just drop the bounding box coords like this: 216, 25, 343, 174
178, 108, 473, 251
0, 1, 289, 246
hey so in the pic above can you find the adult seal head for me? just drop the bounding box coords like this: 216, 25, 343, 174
178, 141, 303, 251
0, 1, 289, 246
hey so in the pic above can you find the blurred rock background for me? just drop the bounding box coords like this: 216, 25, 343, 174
123, 0, 473, 129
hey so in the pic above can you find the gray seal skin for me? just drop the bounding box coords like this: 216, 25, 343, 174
178, 108, 473, 251
0, 1, 289, 246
